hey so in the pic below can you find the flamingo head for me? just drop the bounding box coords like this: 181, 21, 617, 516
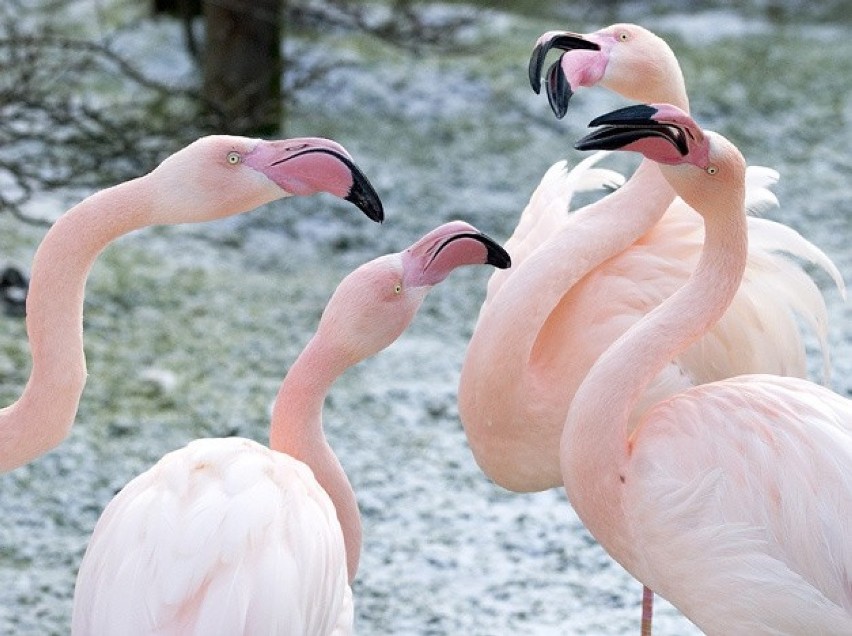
150, 135, 384, 224
529, 23, 686, 119
575, 103, 745, 212
574, 103, 708, 166
315, 221, 510, 366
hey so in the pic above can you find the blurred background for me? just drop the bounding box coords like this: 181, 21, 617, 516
0, 1, 850, 633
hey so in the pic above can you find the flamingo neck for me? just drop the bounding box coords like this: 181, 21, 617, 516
0, 177, 155, 471
461, 161, 674, 408
269, 335, 361, 582
465, 159, 675, 391
459, 160, 676, 489
562, 171, 747, 565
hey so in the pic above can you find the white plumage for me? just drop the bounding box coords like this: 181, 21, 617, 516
73, 438, 353, 636
627, 376, 852, 633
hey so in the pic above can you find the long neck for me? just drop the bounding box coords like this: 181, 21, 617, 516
269, 336, 361, 582
562, 173, 748, 563
0, 178, 154, 471
466, 159, 675, 380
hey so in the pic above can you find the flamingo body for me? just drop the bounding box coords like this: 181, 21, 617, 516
72, 438, 354, 636
624, 375, 851, 634
460, 158, 841, 491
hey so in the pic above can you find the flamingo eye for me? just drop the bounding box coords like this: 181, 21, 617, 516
618, 32, 629, 41
226, 151, 241, 165
393, 283, 402, 295
706, 165, 718, 175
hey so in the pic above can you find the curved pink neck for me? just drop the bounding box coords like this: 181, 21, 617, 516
0, 178, 153, 471
269, 336, 361, 582
562, 171, 747, 564
469, 159, 675, 380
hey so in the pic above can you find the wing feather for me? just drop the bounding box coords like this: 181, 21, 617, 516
72, 437, 352, 636
487, 152, 625, 303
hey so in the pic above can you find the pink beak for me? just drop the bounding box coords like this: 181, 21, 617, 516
401, 221, 511, 288
244, 137, 384, 222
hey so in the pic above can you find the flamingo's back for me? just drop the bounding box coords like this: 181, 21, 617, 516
72, 437, 352, 636
626, 375, 852, 634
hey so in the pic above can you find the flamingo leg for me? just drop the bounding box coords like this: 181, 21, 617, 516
641, 585, 654, 636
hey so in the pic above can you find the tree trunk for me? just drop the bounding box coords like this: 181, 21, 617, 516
151, 0, 202, 17
202, 0, 282, 135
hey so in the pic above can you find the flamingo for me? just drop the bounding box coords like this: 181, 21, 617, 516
458, 23, 843, 493
562, 102, 852, 634
530, 24, 849, 630
72, 221, 511, 635
0, 135, 384, 473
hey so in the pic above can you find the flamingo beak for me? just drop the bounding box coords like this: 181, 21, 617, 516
402, 221, 510, 288
245, 139, 385, 222
529, 31, 601, 119
475, 233, 512, 269
574, 104, 690, 156
333, 152, 385, 223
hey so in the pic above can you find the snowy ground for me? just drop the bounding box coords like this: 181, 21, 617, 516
0, 3, 850, 634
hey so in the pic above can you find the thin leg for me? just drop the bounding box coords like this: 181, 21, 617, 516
641, 585, 654, 636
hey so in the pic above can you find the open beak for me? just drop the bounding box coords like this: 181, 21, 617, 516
529, 31, 601, 93
574, 104, 690, 156
529, 31, 600, 119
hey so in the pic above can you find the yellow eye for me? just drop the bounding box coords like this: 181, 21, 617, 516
393, 283, 402, 295
226, 151, 241, 165
618, 32, 629, 41
706, 165, 718, 175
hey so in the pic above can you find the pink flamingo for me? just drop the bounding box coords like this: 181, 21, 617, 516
534, 24, 849, 630
72, 221, 510, 635
0, 135, 383, 473
564, 102, 852, 634
458, 23, 843, 494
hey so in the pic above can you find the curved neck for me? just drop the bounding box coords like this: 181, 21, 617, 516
563, 171, 747, 561
269, 336, 361, 582
0, 178, 154, 471
469, 160, 675, 374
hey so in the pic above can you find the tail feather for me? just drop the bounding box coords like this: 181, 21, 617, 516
740, 165, 844, 381
747, 216, 846, 299
507, 151, 624, 266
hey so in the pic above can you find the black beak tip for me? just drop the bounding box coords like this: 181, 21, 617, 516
545, 58, 572, 119
346, 177, 384, 223
588, 103, 660, 128
528, 44, 545, 93
484, 241, 511, 269
549, 90, 572, 120
530, 33, 599, 97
